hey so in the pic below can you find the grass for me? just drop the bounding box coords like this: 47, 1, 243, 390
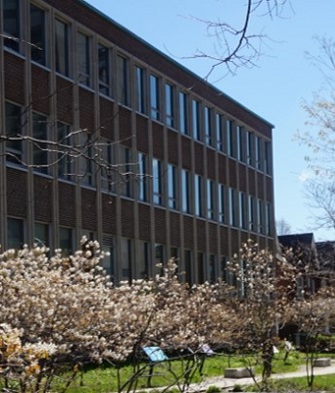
52, 350, 303, 392
247, 374, 335, 392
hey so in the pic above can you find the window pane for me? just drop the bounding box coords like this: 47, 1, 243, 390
55, 19, 69, 76
168, 164, 176, 209
98, 44, 110, 95
77, 32, 90, 86
194, 174, 203, 217
153, 158, 163, 205
5, 102, 22, 164
165, 83, 174, 128
138, 152, 148, 202
207, 179, 215, 220
218, 184, 225, 223
227, 120, 235, 157
181, 169, 191, 214
8, 217, 24, 249
205, 106, 212, 146
59, 227, 73, 256
3, 0, 20, 51
135, 66, 146, 114
33, 113, 48, 173
229, 188, 236, 226
150, 75, 160, 121
192, 99, 201, 141
30, 4, 46, 65
248, 195, 254, 231
117, 55, 129, 106
119, 145, 132, 197
34, 222, 49, 247
239, 191, 246, 229
179, 92, 188, 135
57, 123, 72, 180
216, 113, 224, 152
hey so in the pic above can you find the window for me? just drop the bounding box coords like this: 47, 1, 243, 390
181, 169, 191, 214
153, 158, 163, 205
32, 112, 48, 173
179, 92, 188, 135
209, 255, 216, 284
264, 141, 272, 175
119, 146, 132, 197
237, 126, 244, 162
168, 164, 177, 209
150, 75, 160, 121
30, 4, 46, 65
227, 120, 235, 157
229, 188, 236, 226
192, 99, 201, 141
79, 133, 94, 186
55, 19, 69, 76
7, 217, 24, 249
57, 122, 72, 180
218, 184, 225, 223
155, 243, 165, 263
170, 247, 179, 260
194, 174, 203, 217
102, 236, 114, 279
197, 252, 204, 284
139, 241, 150, 279
100, 139, 113, 191
3, 0, 20, 51
135, 66, 146, 114
5, 102, 22, 164
248, 195, 255, 231
98, 44, 110, 95
247, 131, 254, 166
216, 113, 224, 152
255, 135, 262, 170
207, 179, 215, 220
266, 202, 272, 236
121, 238, 133, 281
204, 106, 213, 146
77, 32, 90, 86
165, 83, 175, 128
59, 226, 73, 256
184, 249, 192, 284
117, 55, 130, 106
239, 191, 246, 229
34, 222, 49, 247
257, 199, 264, 234
138, 152, 148, 202
221, 256, 228, 282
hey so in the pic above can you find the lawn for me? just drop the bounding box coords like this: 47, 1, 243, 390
53, 350, 303, 392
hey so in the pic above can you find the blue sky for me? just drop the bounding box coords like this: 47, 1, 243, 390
87, 0, 335, 241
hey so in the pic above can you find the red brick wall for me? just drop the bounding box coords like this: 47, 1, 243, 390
4, 53, 24, 104
167, 130, 178, 165
136, 115, 149, 153
31, 65, 49, 114
169, 211, 180, 246
7, 169, 27, 217
34, 176, 52, 222
121, 199, 135, 237
56, 77, 73, 124
99, 97, 115, 140
183, 216, 193, 248
152, 123, 164, 159
194, 143, 204, 175
119, 107, 133, 147
220, 226, 229, 255
101, 194, 117, 234
196, 219, 206, 251
208, 222, 217, 253
81, 188, 97, 230
181, 136, 192, 170
138, 203, 151, 241
79, 88, 94, 131
154, 207, 166, 244
58, 182, 76, 226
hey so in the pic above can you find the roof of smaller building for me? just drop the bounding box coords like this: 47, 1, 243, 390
278, 233, 315, 248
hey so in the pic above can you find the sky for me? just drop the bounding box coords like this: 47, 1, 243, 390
87, 0, 335, 241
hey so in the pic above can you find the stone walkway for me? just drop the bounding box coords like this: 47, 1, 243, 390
186, 360, 335, 391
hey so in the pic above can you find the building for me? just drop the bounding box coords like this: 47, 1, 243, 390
0, 0, 275, 283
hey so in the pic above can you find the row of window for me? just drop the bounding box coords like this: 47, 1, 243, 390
2, 0, 272, 174
7, 216, 230, 284
5, 104, 272, 236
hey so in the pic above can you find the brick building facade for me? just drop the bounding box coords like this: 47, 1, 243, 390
1, 0, 275, 283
